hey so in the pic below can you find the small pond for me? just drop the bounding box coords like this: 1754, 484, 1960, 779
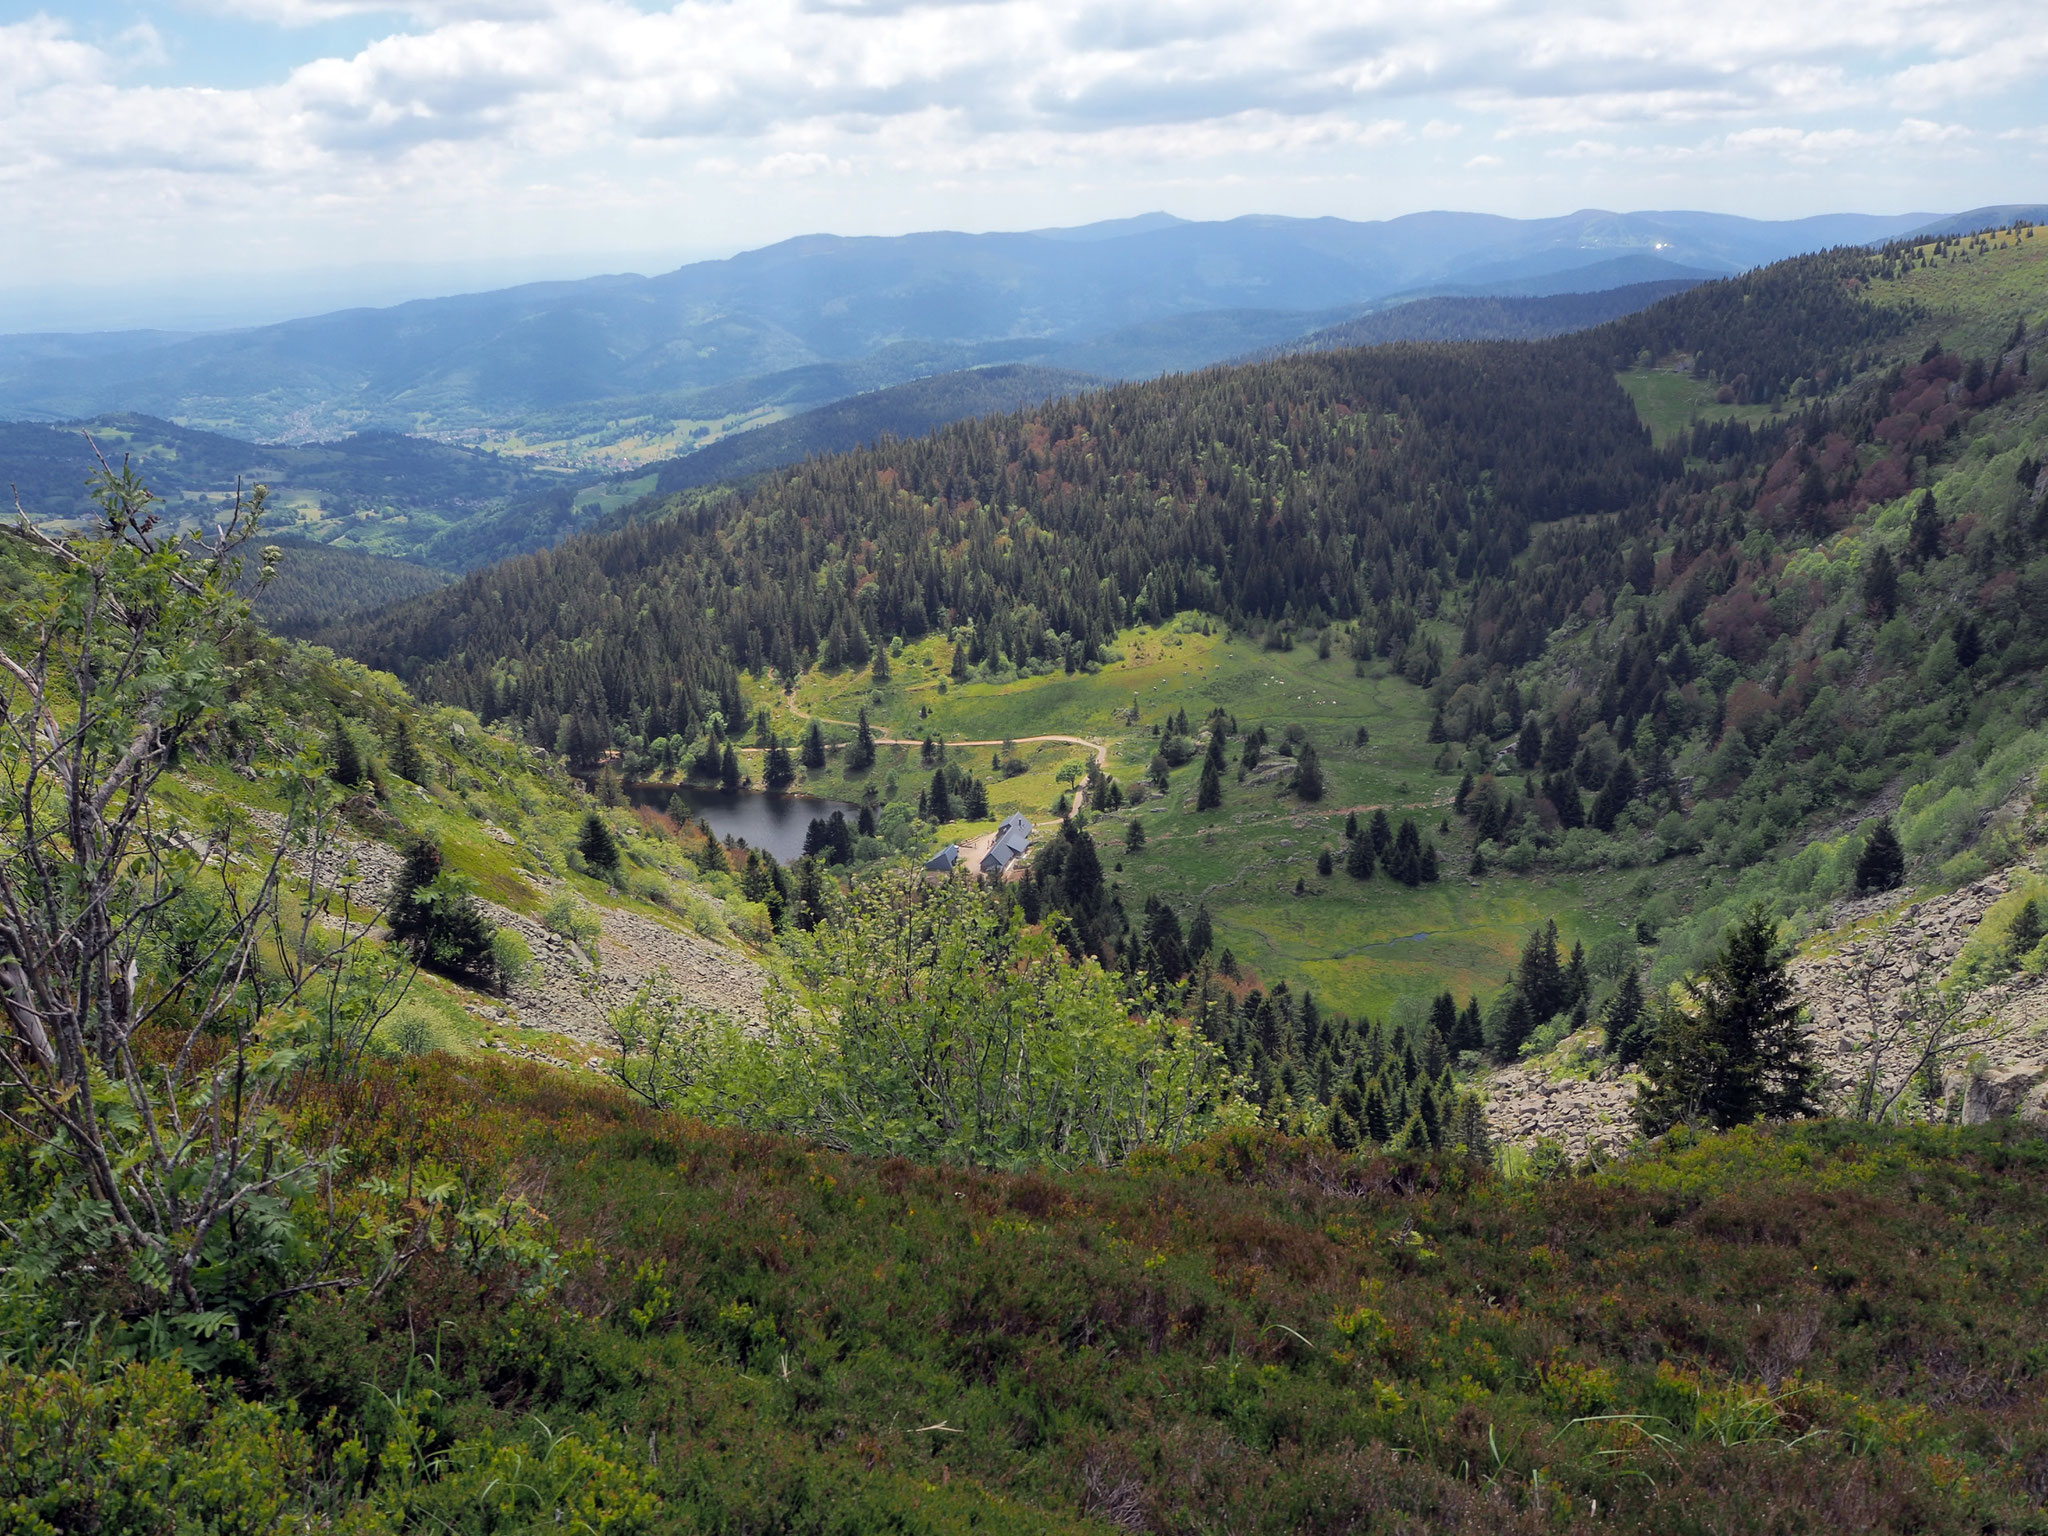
630, 781, 860, 865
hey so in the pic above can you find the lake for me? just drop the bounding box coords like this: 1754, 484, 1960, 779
630, 781, 860, 864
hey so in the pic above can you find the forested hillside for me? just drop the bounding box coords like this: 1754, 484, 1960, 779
1280, 278, 1701, 354
333, 228, 2048, 1023
339, 339, 1667, 756
4, 230, 2048, 1536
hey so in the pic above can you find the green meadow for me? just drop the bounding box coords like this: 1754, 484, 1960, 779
742, 618, 1626, 1021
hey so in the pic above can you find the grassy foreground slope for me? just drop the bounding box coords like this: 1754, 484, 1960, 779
17, 1059, 2048, 1532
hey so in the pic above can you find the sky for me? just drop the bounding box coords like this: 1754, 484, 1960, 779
3, 0, 2045, 326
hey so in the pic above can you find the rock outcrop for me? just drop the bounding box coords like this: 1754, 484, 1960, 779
1483, 861, 2048, 1158
243, 807, 764, 1044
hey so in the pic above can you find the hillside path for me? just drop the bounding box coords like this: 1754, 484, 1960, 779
785, 703, 1108, 770
781, 699, 1110, 811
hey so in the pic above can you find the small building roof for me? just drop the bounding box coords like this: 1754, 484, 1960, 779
924, 843, 962, 872
979, 813, 1032, 873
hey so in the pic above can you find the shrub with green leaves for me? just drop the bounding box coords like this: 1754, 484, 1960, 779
610, 872, 1249, 1167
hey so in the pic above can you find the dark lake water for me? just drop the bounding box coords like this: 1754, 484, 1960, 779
629, 781, 860, 864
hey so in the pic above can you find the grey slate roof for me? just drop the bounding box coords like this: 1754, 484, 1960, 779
924, 843, 961, 872
979, 812, 1032, 873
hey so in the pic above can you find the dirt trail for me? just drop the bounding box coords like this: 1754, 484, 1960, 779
783, 701, 1109, 809
789, 706, 1109, 770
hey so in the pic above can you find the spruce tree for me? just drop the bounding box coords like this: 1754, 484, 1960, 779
1455, 995, 1485, 1055
801, 719, 827, 770
1125, 818, 1146, 852
1196, 757, 1223, 811
764, 735, 796, 791
847, 706, 876, 772
1854, 817, 1905, 892
1517, 919, 1566, 1021
1389, 818, 1423, 885
1634, 905, 1819, 1134
386, 835, 500, 986
328, 716, 364, 788
1187, 904, 1213, 959
928, 768, 953, 823
720, 744, 741, 793
1908, 489, 1943, 565
577, 812, 621, 874
871, 646, 891, 685
388, 717, 428, 784
1862, 545, 1898, 621
1488, 991, 1536, 1063
1369, 809, 1393, 861
1590, 755, 1637, 832
1292, 741, 1325, 801
1602, 967, 1653, 1065
2006, 898, 2043, 964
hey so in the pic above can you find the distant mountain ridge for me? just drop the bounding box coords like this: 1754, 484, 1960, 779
5, 205, 2025, 448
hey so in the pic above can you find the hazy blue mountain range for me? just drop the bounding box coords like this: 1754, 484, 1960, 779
6, 206, 2028, 445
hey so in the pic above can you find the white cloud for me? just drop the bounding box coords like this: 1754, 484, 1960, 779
3, 0, 2043, 285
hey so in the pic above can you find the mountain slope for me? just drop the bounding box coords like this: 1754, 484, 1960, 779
0, 208, 1957, 445
327, 229, 2048, 1066
0, 413, 562, 566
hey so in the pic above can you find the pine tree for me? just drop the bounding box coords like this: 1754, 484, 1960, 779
386, 835, 500, 986
1516, 716, 1543, 770
1602, 967, 1653, 1065
1854, 817, 1905, 892
1317, 848, 1333, 877
871, 646, 891, 685
1564, 941, 1589, 1008
801, 719, 827, 770
1488, 990, 1535, 1062
847, 706, 876, 772
1862, 544, 1898, 621
928, 768, 953, 823
1450, 1092, 1492, 1161
1369, 809, 1392, 861
764, 736, 796, 791
1362, 1085, 1391, 1144
719, 744, 741, 793
1429, 990, 1457, 1041
1908, 489, 1943, 565
1590, 755, 1637, 832
1634, 905, 1819, 1134
328, 715, 364, 788
1292, 741, 1325, 801
577, 812, 621, 874
388, 717, 429, 784
1196, 757, 1223, 811
1187, 904, 1213, 959
1389, 818, 1423, 885
1455, 996, 1485, 1055
1346, 828, 1374, 879
1125, 818, 1146, 852
1517, 919, 1565, 1021
2006, 898, 2043, 963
